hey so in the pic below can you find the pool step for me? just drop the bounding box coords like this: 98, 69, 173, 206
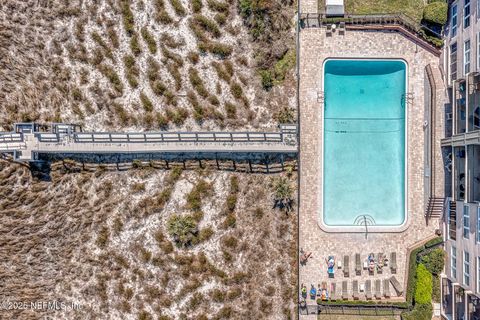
425, 197, 445, 218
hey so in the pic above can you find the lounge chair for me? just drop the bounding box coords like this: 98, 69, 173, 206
327, 256, 335, 276
374, 279, 381, 299
343, 255, 350, 277
377, 252, 384, 274
390, 252, 397, 274
316, 284, 322, 298
320, 282, 329, 300
390, 276, 403, 295
326, 24, 332, 37
339, 21, 346, 35
365, 280, 372, 300
342, 280, 348, 300
352, 280, 359, 300
383, 279, 391, 298
355, 253, 361, 275
330, 282, 336, 300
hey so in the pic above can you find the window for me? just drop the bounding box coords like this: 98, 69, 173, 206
452, 4, 458, 36
464, 251, 470, 286
477, 207, 480, 242
451, 42, 458, 81
464, 204, 470, 238
465, 0, 471, 28
465, 40, 471, 74
452, 246, 457, 278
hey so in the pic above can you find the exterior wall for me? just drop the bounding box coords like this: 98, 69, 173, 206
445, 201, 480, 296
445, 0, 480, 86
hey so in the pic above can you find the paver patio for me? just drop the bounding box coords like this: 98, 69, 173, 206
298, 25, 445, 314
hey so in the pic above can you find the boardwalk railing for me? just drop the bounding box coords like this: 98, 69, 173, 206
299, 13, 443, 53
0, 133, 23, 143
35, 131, 289, 144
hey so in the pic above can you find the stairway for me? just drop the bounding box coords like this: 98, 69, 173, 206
425, 197, 445, 218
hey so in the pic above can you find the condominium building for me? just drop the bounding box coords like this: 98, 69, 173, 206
442, 0, 480, 319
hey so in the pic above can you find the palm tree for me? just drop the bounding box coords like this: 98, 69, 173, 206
272, 177, 293, 214
167, 214, 198, 247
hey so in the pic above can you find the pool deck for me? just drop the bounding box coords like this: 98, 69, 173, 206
298, 26, 445, 313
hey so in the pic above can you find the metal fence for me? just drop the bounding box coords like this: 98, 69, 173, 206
300, 303, 406, 316
299, 13, 442, 53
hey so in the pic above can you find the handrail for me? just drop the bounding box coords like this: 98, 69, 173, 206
426, 65, 437, 200
30, 129, 297, 144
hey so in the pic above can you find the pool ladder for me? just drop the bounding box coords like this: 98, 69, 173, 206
401, 92, 414, 106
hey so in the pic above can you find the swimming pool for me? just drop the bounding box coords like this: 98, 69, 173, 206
322, 59, 407, 228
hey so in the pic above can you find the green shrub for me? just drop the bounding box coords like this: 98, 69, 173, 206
167, 214, 198, 247
120, 0, 135, 36
225, 102, 237, 119
193, 14, 221, 38
208, 41, 233, 58
207, 0, 229, 13
130, 33, 142, 56
171, 108, 188, 125
212, 62, 231, 82
169, 0, 187, 16
186, 180, 213, 211
156, 10, 173, 24
274, 49, 295, 82
167, 63, 182, 91
423, 2, 448, 25
96, 226, 110, 248
424, 236, 443, 248
188, 51, 200, 64
141, 27, 157, 54
156, 113, 169, 129
420, 248, 445, 275
161, 33, 181, 49
124, 54, 136, 69
222, 213, 236, 228
230, 82, 243, 99
401, 303, 433, 320
151, 80, 167, 96
140, 92, 154, 112
214, 13, 227, 25
222, 235, 238, 248
107, 25, 119, 48
161, 45, 184, 67
99, 65, 124, 94
189, 68, 209, 98
275, 106, 295, 124
406, 245, 425, 305
211, 289, 225, 302
208, 95, 220, 106
259, 69, 273, 90
415, 264, 432, 304
198, 226, 214, 242
432, 274, 441, 302
191, 0, 203, 12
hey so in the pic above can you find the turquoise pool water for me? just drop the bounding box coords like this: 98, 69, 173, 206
323, 59, 406, 227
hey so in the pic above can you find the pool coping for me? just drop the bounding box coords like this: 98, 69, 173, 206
318, 57, 410, 233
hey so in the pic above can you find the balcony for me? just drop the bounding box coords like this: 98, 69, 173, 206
456, 80, 467, 135
454, 147, 466, 201
467, 73, 480, 132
